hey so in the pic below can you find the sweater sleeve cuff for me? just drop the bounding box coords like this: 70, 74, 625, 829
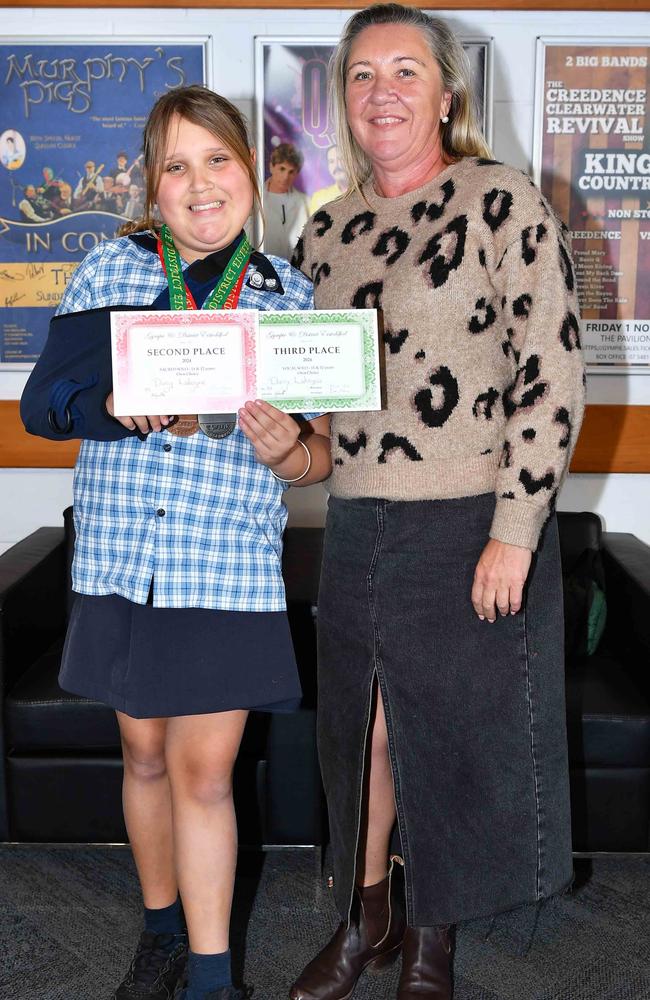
489, 498, 549, 551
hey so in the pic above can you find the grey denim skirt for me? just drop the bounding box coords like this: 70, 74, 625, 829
317, 493, 573, 927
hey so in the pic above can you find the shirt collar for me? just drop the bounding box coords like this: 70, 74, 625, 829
129, 230, 284, 295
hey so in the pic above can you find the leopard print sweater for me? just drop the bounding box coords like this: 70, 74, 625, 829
293, 156, 585, 551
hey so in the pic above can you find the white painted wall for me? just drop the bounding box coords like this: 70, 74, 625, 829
1, 5, 649, 556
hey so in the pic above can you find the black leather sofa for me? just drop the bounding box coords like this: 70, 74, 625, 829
560, 513, 650, 851
1, 509, 649, 852
0, 509, 324, 846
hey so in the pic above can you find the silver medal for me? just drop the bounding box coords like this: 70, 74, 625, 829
198, 413, 237, 439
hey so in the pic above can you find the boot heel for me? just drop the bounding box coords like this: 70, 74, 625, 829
367, 945, 401, 975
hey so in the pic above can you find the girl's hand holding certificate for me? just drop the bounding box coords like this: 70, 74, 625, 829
239, 398, 329, 485
105, 390, 172, 435
238, 398, 298, 466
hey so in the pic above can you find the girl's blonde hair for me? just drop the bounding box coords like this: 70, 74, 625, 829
330, 3, 492, 197
120, 85, 260, 236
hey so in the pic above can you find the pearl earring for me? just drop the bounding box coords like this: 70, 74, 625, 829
441, 115, 449, 124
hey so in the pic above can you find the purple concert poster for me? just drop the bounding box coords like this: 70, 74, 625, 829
254, 35, 491, 249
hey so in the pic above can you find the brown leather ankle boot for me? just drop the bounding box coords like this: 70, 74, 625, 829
289, 857, 406, 1000
397, 924, 454, 999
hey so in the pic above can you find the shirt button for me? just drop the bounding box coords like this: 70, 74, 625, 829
163, 444, 172, 452
157, 508, 166, 517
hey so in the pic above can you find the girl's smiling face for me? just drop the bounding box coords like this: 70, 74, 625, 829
156, 115, 255, 262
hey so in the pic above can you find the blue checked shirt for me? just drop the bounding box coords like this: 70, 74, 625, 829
58, 235, 315, 611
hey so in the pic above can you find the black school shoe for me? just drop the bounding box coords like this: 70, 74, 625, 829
113, 930, 188, 999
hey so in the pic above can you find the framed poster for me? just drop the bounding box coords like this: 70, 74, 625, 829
0, 38, 208, 369
534, 38, 650, 374
254, 36, 492, 258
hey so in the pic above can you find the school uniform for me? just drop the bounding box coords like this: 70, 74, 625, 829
32, 232, 315, 719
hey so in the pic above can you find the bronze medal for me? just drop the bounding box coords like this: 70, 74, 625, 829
166, 415, 199, 437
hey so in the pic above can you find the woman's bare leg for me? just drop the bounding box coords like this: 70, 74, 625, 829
165, 710, 248, 954
117, 711, 177, 907
356, 687, 397, 887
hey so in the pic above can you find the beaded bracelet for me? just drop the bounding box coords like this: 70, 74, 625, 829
270, 438, 312, 483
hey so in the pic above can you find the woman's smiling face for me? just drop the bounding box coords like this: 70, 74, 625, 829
155, 115, 254, 262
345, 23, 451, 176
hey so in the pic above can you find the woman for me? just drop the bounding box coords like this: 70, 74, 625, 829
290, 5, 584, 999
24, 86, 330, 1000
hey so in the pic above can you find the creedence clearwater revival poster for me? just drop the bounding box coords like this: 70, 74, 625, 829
0, 40, 206, 368
534, 39, 650, 373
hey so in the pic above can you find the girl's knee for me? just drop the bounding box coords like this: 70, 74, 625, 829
171, 756, 235, 807
121, 731, 167, 782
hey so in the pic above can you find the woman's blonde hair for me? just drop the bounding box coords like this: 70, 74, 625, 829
120, 85, 260, 237
330, 3, 492, 197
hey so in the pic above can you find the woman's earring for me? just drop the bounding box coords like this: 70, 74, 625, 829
441, 115, 450, 124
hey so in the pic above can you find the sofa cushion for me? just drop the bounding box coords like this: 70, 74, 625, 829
5, 640, 121, 751
565, 653, 650, 767
5, 639, 274, 755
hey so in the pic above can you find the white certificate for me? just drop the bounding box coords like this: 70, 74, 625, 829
257, 311, 379, 409
111, 310, 257, 415
110, 308, 381, 415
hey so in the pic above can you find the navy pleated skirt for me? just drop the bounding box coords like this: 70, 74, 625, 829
59, 592, 302, 719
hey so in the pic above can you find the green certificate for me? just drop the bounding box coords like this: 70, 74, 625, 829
258, 308, 381, 412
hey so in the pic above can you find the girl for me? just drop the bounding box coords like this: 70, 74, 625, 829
47, 86, 330, 1000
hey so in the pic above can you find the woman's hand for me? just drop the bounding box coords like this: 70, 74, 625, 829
471, 539, 533, 622
238, 399, 301, 471
105, 392, 171, 434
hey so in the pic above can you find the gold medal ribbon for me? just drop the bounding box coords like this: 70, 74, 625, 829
157, 224, 251, 311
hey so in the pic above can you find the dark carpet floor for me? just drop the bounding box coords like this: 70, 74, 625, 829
0, 847, 649, 1000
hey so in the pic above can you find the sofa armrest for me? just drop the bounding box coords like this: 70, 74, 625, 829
0, 527, 67, 694
601, 531, 650, 679
0, 528, 67, 840
0, 527, 67, 839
